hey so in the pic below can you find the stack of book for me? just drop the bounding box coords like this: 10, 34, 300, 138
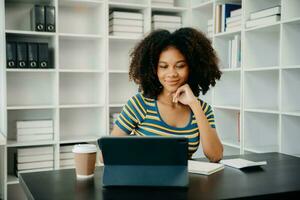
226, 8, 242, 32
227, 34, 241, 69
215, 3, 241, 33
60, 145, 75, 169
151, 0, 174, 7
207, 19, 213, 38
152, 14, 182, 32
246, 6, 281, 28
110, 112, 119, 132
109, 11, 144, 37
16, 146, 54, 176
16, 120, 53, 142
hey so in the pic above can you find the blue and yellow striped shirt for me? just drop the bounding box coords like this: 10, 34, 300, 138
115, 93, 216, 157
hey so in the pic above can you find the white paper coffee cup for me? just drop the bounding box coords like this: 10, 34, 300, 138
72, 144, 97, 179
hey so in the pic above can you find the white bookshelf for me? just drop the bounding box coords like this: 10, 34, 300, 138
1, 0, 300, 199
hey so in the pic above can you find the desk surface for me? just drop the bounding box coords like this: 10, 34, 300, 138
20, 153, 300, 200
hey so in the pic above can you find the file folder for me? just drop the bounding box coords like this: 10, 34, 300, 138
38, 43, 48, 68
6, 42, 17, 68
28, 43, 38, 68
31, 5, 45, 31
17, 42, 27, 68
45, 6, 55, 32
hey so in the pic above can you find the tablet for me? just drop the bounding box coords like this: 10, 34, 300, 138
98, 136, 189, 187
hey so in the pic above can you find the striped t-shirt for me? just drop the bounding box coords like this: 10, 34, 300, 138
115, 93, 216, 157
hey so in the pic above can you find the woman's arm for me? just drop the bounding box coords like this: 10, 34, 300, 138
189, 101, 223, 162
173, 84, 223, 162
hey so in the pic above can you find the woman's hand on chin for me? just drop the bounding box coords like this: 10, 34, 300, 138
172, 84, 198, 107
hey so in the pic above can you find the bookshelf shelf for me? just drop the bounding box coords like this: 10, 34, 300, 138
6, 140, 56, 148
6, 105, 55, 110
1, 0, 300, 199
59, 33, 103, 40
6, 69, 56, 73
5, 30, 55, 37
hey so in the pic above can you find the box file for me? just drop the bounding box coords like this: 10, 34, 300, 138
16, 42, 27, 68
31, 5, 45, 31
6, 42, 17, 68
45, 6, 55, 32
28, 43, 38, 68
38, 43, 49, 68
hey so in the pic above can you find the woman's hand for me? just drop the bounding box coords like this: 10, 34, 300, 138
172, 84, 198, 107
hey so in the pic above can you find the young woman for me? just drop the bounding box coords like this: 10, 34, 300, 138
111, 27, 223, 162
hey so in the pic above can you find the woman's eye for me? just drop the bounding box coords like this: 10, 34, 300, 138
159, 65, 167, 69
176, 64, 185, 68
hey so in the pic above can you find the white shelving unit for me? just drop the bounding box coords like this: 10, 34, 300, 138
1, 0, 300, 199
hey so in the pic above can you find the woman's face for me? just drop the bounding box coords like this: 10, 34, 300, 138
157, 46, 189, 94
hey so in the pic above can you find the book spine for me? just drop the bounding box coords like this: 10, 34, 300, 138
18, 146, 53, 156
152, 15, 181, 23
109, 19, 143, 26
230, 8, 242, 17
17, 120, 53, 129
18, 154, 54, 163
109, 25, 143, 33
246, 15, 280, 28
17, 133, 53, 142
60, 159, 75, 166
110, 12, 143, 20
17, 127, 53, 135
17, 160, 54, 170
250, 6, 281, 20
60, 145, 74, 153
60, 152, 74, 159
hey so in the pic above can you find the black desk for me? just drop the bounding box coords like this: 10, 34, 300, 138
19, 153, 300, 200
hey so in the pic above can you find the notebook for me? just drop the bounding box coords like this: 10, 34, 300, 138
98, 136, 189, 187
188, 160, 224, 175
220, 158, 267, 169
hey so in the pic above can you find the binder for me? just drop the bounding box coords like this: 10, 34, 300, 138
45, 6, 55, 32
38, 43, 48, 68
6, 42, 17, 68
31, 5, 45, 31
28, 43, 38, 68
16, 42, 27, 68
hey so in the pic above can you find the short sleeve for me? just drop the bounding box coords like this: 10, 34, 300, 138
115, 93, 147, 134
201, 101, 216, 129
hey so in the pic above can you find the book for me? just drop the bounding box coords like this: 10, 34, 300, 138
152, 0, 174, 3
18, 154, 54, 163
215, 4, 222, 33
226, 21, 241, 28
250, 6, 281, 20
207, 19, 213, 26
17, 127, 53, 135
60, 152, 74, 159
60, 159, 74, 166
226, 15, 241, 24
226, 26, 241, 32
17, 160, 54, 170
18, 146, 53, 156
109, 25, 143, 33
220, 158, 267, 169
60, 145, 74, 153
17, 133, 53, 142
152, 15, 181, 23
16, 120, 53, 129
152, 21, 181, 29
188, 160, 224, 175
109, 31, 143, 38
230, 8, 242, 17
246, 15, 280, 28
109, 18, 143, 26
109, 11, 143, 20
221, 4, 241, 32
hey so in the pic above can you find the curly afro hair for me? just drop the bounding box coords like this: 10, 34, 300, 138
129, 27, 222, 99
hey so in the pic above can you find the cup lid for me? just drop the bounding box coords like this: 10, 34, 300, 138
72, 144, 97, 153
